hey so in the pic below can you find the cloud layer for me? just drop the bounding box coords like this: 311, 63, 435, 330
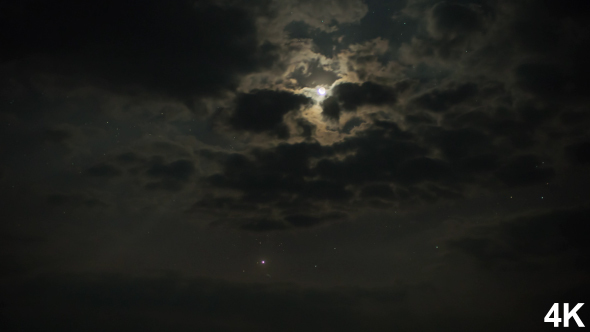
1, 0, 590, 330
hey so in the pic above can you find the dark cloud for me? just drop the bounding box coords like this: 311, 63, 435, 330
86, 163, 122, 177
311, 30, 338, 58
194, 141, 356, 227
320, 81, 399, 120
147, 158, 195, 181
331, 0, 413, 51
284, 20, 313, 39
240, 218, 290, 232
301, 180, 353, 201
190, 196, 259, 215
320, 96, 342, 120
449, 110, 493, 129
455, 153, 499, 173
229, 89, 312, 137
341, 117, 364, 134
283, 20, 342, 59
0, 0, 278, 99
411, 83, 478, 113
395, 157, 453, 185
209, 148, 351, 202
296, 118, 317, 138
429, 128, 492, 160
506, 1, 590, 103
486, 119, 536, 150
331, 81, 398, 111
360, 183, 396, 199
202, 142, 327, 193
284, 214, 322, 227
197, 91, 581, 227
315, 123, 425, 184
405, 112, 436, 125
196, 114, 508, 228
285, 211, 348, 228
115, 152, 145, 165
144, 157, 196, 191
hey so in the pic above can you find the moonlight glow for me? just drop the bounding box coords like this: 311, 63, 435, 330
317, 87, 326, 95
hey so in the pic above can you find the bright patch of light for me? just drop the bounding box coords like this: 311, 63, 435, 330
261, 260, 265, 264
317, 87, 326, 95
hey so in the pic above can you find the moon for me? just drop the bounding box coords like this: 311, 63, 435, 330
317, 87, 326, 95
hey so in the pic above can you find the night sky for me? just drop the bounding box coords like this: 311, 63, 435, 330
1, 0, 590, 331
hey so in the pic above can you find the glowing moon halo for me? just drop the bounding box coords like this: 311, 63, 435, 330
317, 87, 326, 95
